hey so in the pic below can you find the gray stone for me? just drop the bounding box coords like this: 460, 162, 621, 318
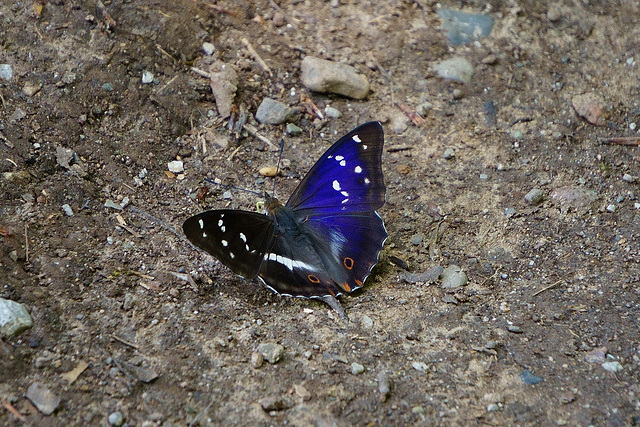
108, 411, 124, 426
0, 64, 13, 80
25, 382, 61, 415
443, 148, 455, 159
0, 298, 33, 338
257, 342, 284, 364
324, 106, 342, 118
141, 70, 154, 84
301, 56, 369, 99
286, 123, 302, 135
438, 9, 494, 46
434, 57, 475, 84
351, 362, 365, 375
209, 61, 238, 118
524, 188, 544, 205
202, 42, 215, 55
255, 98, 294, 125
440, 265, 467, 289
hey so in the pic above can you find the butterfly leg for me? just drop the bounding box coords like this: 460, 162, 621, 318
320, 295, 348, 322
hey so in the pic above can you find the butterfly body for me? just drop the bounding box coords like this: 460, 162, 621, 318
183, 121, 387, 299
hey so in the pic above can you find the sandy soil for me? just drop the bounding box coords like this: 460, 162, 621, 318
1, 0, 639, 425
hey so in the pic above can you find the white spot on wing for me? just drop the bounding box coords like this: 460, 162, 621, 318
353, 135, 361, 143
341, 191, 349, 197
332, 180, 341, 191
199, 219, 204, 229
202, 232, 208, 237
355, 166, 362, 173
362, 144, 368, 150
335, 155, 344, 161
221, 240, 228, 247
245, 244, 250, 251
342, 198, 349, 204
339, 160, 346, 166
221, 226, 226, 233
217, 219, 223, 227
364, 177, 370, 184
239, 232, 247, 242
266, 253, 316, 271
229, 252, 235, 259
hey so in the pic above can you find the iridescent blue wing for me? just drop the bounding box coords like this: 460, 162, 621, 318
285, 121, 385, 216
271, 121, 387, 296
183, 210, 274, 279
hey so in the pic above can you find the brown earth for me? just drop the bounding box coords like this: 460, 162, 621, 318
1, 0, 639, 425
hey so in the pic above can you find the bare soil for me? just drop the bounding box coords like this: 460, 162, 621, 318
1, 0, 639, 425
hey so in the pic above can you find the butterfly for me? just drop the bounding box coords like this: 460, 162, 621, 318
183, 121, 387, 306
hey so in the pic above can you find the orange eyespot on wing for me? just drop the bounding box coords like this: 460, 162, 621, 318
343, 257, 354, 270
307, 274, 320, 284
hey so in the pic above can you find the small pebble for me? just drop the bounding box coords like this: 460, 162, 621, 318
360, 315, 373, 329
258, 166, 280, 177
104, 199, 122, 211
202, 42, 215, 55
411, 235, 423, 245
25, 383, 61, 415
251, 352, 264, 369
443, 148, 455, 159
108, 411, 124, 426
102, 82, 114, 91
62, 204, 74, 216
285, 123, 302, 135
324, 106, 342, 118
524, 188, 544, 205
520, 370, 542, 385
412, 361, 428, 372
257, 342, 284, 364
0, 63, 13, 80
434, 56, 475, 83
602, 361, 623, 372
351, 362, 365, 375
440, 265, 467, 289
0, 298, 34, 338
487, 403, 501, 412
622, 173, 637, 183
255, 98, 294, 125
606, 204, 616, 213
511, 129, 524, 140
167, 160, 184, 173
141, 70, 154, 84
507, 325, 523, 333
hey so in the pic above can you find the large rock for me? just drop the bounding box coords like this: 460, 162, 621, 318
301, 56, 369, 99
0, 298, 33, 338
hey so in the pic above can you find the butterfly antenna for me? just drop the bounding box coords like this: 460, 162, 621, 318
204, 178, 262, 197
272, 138, 285, 195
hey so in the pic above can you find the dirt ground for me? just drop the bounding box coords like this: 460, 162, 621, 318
1, 0, 639, 425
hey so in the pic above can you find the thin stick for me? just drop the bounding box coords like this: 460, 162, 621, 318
24, 223, 29, 263
2, 398, 27, 422
243, 123, 278, 150
112, 334, 139, 350
191, 67, 210, 79
533, 279, 564, 297
601, 137, 640, 146
241, 38, 272, 75
157, 74, 179, 95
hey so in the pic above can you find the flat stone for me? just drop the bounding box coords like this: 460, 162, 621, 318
301, 56, 369, 99
438, 9, 494, 46
255, 98, 294, 125
434, 56, 475, 84
440, 265, 467, 289
0, 298, 33, 338
25, 382, 61, 415
257, 342, 284, 364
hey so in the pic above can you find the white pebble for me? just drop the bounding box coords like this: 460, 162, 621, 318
168, 160, 184, 173
141, 70, 154, 84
